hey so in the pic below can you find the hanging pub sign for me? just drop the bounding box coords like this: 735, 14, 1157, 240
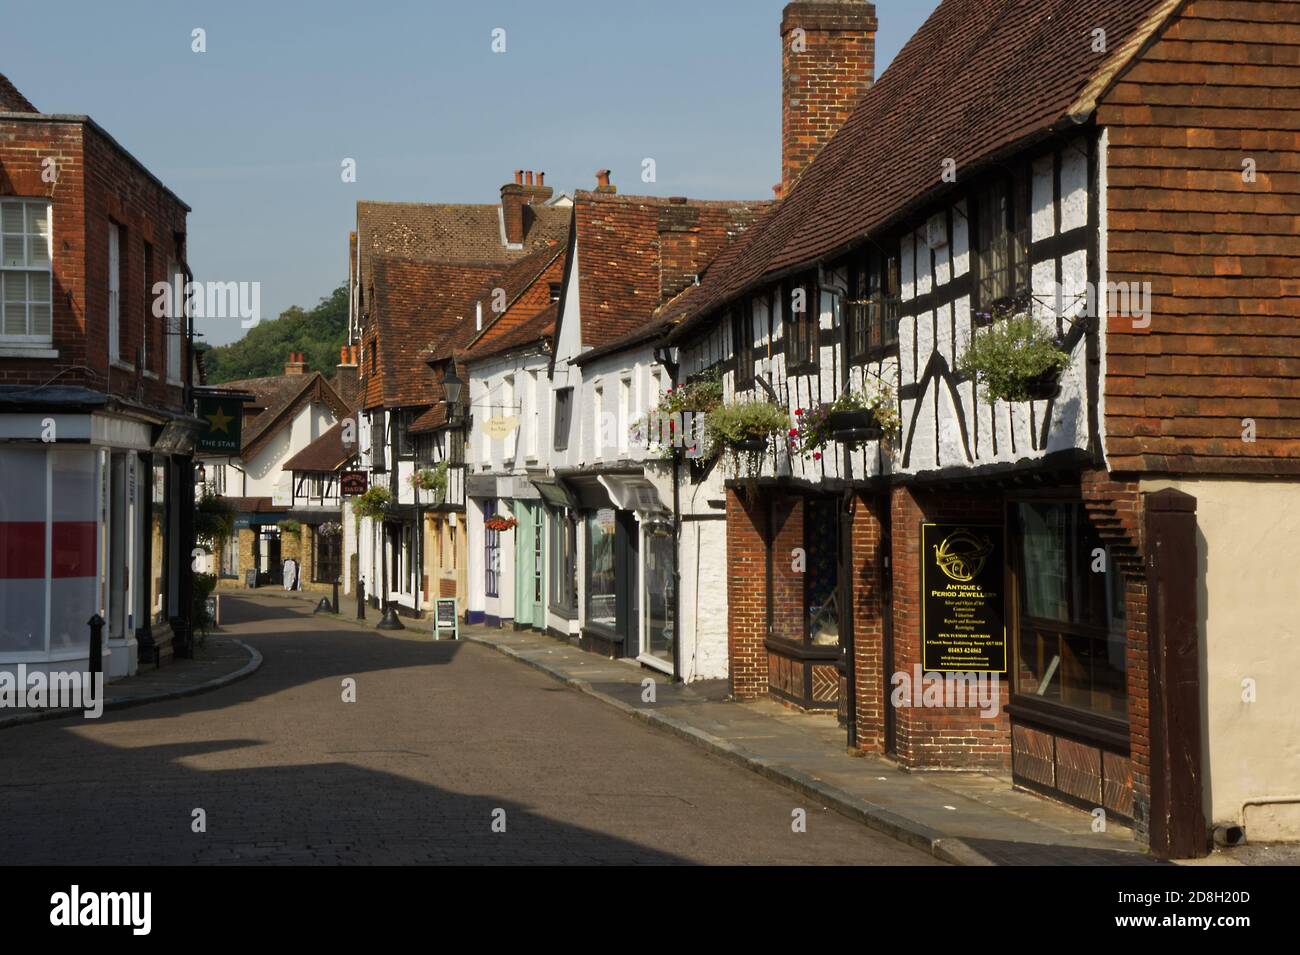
196, 396, 242, 454
340, 470, 369, 495
921, 523, 1006, 672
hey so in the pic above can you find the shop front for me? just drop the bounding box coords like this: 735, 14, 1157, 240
560, 471, 676, 674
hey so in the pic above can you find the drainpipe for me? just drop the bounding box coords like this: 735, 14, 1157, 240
655, 345, 682, 682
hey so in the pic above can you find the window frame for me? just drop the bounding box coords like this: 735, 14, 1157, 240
0, 198, 54, 345
972, 174, 1031, 323
732, 301, 756, 391
107, 221, 123, 364
552, 386, 573, 452
783, 274, 819, 373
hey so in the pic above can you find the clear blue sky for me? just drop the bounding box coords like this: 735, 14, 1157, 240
3, 0, 939, 346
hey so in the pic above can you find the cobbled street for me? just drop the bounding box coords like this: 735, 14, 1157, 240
0, 596, 939, 865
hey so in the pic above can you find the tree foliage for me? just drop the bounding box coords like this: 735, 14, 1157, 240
199, 283, 348, 383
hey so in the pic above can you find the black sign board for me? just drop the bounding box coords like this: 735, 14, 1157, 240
340, 470, 369, 495
196, 396, 243, 454
244, 568, 257, 590
921, 523, 1006, 672
433, 598, 459, 640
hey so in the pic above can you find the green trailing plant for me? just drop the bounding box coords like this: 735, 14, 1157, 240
633, 368, 724, 459
409, 462, 448, 496
316, 521, 343, 538
276, 518, 302, 535
958, 314, 1070, 403
194, 490, 236, 553
352, 485, 394, 531
705, 400, 791, 457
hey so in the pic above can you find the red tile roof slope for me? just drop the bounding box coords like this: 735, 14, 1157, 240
282, 420, 355, 473
366, 256, 499, 409
669, 0, 1175, 338
571, 191, 770, 350
0, 73, 38, 113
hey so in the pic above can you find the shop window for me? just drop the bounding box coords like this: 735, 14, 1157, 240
1011, 501, 1127, 721
549, 508, 577, 614
803, 497, 841, 646
974, 177, 1030, 320
585, 508, 617, 632
314, 527, 342, 583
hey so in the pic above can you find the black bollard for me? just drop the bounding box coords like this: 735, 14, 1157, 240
356, 578, 366, 621
332, 578, 340, 615
87, 614, 104, 677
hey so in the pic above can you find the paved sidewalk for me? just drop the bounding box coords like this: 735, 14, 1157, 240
0, 632, 261, 729
465, 625, 1166, 866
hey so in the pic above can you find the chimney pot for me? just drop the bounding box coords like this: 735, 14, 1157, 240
515, 169, 524, 185
526, 170, 535, 186
537, 172, 545, 186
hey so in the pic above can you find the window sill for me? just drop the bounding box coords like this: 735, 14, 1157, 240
111, 359, 135, 372
0, 344, 58, 359
142, 370, 159, 380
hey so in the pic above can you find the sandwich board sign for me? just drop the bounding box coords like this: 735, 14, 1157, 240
433, 598, 459, 640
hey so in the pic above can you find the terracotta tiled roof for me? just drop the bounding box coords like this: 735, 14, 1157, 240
283, 421, 355, 473
669, 0, 1176, 338
356, 200, 569, 286
448, 236, 569, 362
365, 256, 499, 409
569, 191, 770, 350
0, 73, 37, 113
220, 372, 349, 458
465, 303, 558, 364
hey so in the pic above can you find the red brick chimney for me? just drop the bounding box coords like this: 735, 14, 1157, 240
781, 1, 877, 193
501, 169, 555, 245
333, 345, 360, 406
594, 169, 616, 194
285, 351, 306, 376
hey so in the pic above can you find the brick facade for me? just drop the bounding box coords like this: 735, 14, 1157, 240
1098, 0, 1300, 476
0, 115, 190, 405
889, 484, 1011, 771
725, 487, 768, 699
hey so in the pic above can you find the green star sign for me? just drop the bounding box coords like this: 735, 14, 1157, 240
197, 396, 243, 454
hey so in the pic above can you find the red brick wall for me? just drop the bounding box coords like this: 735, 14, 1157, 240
849, 492, 887, 752
781, 1, 877, 192
889, 484, 1010, 770
726, 487, 769, 699
1099, 0, 1300, 475
0, 117, 189, 407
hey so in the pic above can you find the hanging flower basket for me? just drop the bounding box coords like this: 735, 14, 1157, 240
793, 385, 900, 457
1021, 368, 1062, 401
317, 521, 343, 538
958, 314, 1070, 403
730, 436, 769, 455
484, 515, 517, 532
826, 410, 884, 443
